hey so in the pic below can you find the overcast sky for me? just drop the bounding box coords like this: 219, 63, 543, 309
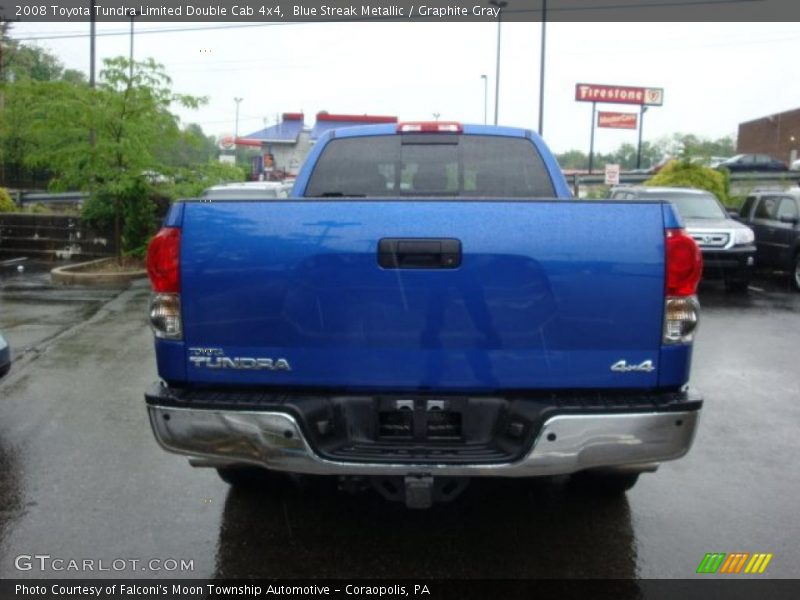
10, 21, 800, 154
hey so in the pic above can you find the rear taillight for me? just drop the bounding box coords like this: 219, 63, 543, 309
663, 228, 702, 344
146, 227, 182, 340
397, 121, 463, 133
146, 227, 181, 293
665, 228, 702, 296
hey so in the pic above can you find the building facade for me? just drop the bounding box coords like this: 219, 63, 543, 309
738, 108, 800, 164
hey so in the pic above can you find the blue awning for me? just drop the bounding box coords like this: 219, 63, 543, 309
242, 120, 304, 144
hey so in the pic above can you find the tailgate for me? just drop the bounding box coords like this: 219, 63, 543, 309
179, 200, 666, 391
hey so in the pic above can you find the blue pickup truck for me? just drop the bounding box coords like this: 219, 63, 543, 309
145, 122, 704, 508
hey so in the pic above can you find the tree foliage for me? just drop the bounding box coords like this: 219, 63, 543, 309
17, 56, 207, 257
2, 23, 86, 84
644, 159, 730, 204
0, 187, 16, 212
1, 25, 87, 185
667, 133, 736, 159
1, 33, 244, 257
157, 122, 219, 169
555, 133, 736, 171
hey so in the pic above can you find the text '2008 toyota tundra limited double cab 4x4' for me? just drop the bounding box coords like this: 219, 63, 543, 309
144, 122, 704, 508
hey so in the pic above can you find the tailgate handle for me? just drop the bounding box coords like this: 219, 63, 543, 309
378, 238, 461, 269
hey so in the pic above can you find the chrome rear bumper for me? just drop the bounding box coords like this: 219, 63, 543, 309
147, 405, 700, 477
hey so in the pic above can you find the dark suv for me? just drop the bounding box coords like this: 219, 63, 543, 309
610, 186, 756, 292
738, 190, 800, 290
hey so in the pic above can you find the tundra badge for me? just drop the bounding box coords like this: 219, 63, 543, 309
188, 347, 291, 371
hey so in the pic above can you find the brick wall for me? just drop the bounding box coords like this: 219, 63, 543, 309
738, 108, 800, 163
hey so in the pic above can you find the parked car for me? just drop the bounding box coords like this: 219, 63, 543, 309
647, 155, 676, 174
708, 156, 731, 169
610, 186, 756, 292
145, 121, 704, 507
716, 154, 787, 172
0, 333, 10, 379
200, 181, 292, 200
737, 189, 800, 290
789, 158, 800, 171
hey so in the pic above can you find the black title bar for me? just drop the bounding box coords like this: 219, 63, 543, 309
3, 0, 800, 22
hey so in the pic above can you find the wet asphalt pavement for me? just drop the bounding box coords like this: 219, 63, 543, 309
0, 262, 798, 581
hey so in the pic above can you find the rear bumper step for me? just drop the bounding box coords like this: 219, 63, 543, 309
147, 389, 701, 478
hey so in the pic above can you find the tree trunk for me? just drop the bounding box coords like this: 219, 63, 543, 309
114, 197, 122, 266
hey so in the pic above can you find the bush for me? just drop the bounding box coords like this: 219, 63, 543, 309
645, 159, 730, 205
0, 188, 17, 212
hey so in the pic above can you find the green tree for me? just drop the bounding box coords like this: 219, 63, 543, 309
554, 149, 588, 170
23, 57, 205, 260
6, 44, 65, 82
1, 24, 86, 85
0, 78, 36, 185
556, 140, 667, 171
656, 133, 735, 162
157, 122, 219, 169
1, 25, 88, 186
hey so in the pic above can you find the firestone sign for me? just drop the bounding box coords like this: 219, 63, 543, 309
576, 83, 664, 106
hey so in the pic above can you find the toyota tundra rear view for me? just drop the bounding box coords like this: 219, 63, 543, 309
144, 122, 704, 508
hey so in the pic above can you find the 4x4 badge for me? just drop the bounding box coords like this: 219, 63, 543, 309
611, 359, 655, 373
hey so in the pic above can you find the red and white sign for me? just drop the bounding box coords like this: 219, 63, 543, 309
576, 83, 664, 106
218, 134, 236, 150
598, 111, 638, 129
604, 164, 621, 185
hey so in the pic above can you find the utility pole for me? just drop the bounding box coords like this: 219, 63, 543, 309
588, 102, 596, 174
89, 0, 96, 88
481, 74, 488, 125
489, 0, 508, 126
636, 105, 648, 169
234, 98, 243, 140
0, 20, 8, 86
128, 10, 137, 83
234, 97, 243, 163
0, 22, 5, 185
538, 0, 547, 136
89, 0, 97, 150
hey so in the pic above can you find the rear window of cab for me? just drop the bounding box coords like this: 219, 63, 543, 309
304, 134, 556, 199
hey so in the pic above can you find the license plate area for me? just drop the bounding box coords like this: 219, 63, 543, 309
377, 398, 463, 442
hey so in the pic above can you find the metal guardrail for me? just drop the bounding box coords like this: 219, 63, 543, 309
568, 171, 800, 199
16, 192, 89, 205
11, 171, 800, 204
569, 171, 800, 186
